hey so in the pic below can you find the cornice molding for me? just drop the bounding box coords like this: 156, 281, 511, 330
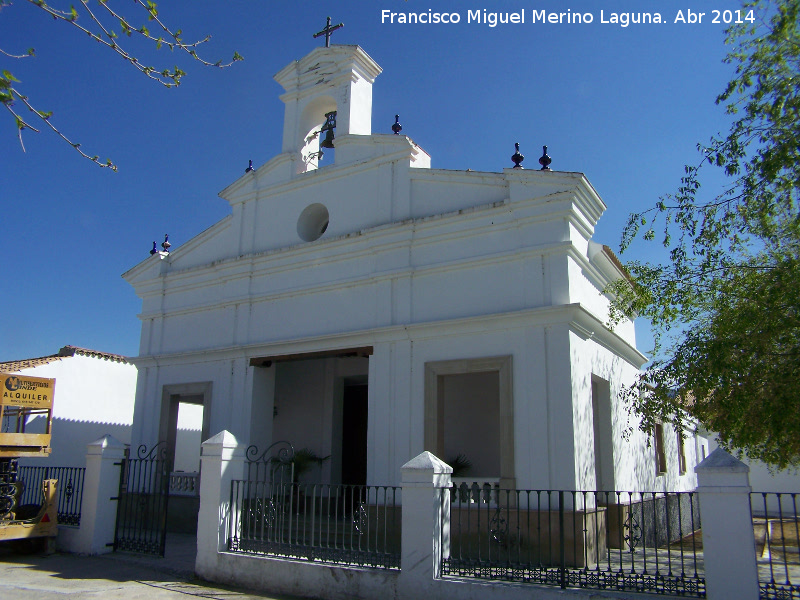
129, 186, 603, 296
130, 303, 645, 369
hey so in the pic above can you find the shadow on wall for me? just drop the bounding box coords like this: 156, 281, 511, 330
17, 416, 132, 468
17, 417, 203, 472
571, 347, 700, 494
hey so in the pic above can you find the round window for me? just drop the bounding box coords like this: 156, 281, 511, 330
297, 203, 330, 242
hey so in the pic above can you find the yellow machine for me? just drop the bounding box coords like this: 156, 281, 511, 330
0, 373, 58, 545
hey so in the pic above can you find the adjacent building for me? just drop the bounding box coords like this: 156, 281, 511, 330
0, 346, 137, 467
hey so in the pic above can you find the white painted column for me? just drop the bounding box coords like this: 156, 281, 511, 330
67, 435, 126, 554
399, 451, 452, 599
195, 430, 245, 577
695, 448, 760, 600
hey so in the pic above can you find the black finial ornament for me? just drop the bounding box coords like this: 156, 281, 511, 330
539, 146, 552, 171
511, 143, 524, 169
392, 115, 402, 135
245, 159, 254, 173
161, 234, 171, 253
150, 241, 157, 255
313, 16, 344, 48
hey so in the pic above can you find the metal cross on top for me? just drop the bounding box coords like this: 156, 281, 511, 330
313, 16, 343, 47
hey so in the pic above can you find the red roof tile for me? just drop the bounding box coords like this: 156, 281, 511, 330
0, 346, 130, 373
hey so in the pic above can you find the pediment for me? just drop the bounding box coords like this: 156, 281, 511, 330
219, 153, 295, 205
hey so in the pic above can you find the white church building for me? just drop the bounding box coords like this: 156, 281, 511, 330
123, 43, 704, 495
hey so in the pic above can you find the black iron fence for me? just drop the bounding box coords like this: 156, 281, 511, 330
229, 481, 400, 568
227, 442, 400, 569
751, 492, 800, 600
442, 485, 704, 597
17, 465, 86, 526
113, 443, 172, 556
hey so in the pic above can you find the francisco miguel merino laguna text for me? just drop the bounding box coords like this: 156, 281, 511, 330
382, 9, 677, 27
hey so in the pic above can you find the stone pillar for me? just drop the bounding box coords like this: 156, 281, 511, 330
195, 430, 245, 577
68, 435, 126, 554
399, 451, 452, 599
695, 448, 760, 600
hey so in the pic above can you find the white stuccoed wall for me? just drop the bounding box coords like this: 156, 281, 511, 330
706, 433, 800, 494
8, 352, 138, 467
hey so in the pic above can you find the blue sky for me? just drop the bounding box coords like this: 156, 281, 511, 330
1, 0, 741, 362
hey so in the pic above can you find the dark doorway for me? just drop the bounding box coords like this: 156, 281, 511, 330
341, 384, 368, 486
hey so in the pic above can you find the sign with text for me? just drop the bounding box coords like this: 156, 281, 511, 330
0, 373, 55, 409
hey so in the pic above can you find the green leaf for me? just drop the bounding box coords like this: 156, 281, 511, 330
613, 0, 800, 468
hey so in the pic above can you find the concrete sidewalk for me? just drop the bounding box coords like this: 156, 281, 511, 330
0, 534, 309, 600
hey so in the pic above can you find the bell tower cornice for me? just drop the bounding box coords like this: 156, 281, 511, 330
274, 45, 382, 99
274, 45, 382, 173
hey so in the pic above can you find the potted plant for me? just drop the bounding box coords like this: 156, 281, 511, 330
448, 454, 474, 503
291, 448, 330, 482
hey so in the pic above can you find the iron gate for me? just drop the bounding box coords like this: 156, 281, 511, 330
113, 442, 172, 556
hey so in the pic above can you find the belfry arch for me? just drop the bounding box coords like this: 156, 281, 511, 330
298, 95, 338, 171
274, 45, 382, 173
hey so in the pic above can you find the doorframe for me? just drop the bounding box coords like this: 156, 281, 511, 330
424, 355, 514, 489
158, 382, 213, 472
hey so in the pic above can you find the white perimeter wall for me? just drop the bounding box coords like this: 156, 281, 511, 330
15, 355, 138, 467
708, 435, 800, 494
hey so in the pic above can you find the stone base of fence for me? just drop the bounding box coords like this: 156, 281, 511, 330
205, 552, 400, 600
55, 524, 81, 552
204, 551, 662, 600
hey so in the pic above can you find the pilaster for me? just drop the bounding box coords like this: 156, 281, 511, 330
196, 430, 245, 577
399, 451, 452, 598
695, 448, 760, 600
69, 435, 126, 554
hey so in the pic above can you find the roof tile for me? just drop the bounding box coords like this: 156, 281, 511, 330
0, 346, 130, 374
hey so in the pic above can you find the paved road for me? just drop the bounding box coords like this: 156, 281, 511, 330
0, 544, 306, 600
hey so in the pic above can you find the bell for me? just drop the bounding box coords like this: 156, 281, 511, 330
320, 128, 335, 149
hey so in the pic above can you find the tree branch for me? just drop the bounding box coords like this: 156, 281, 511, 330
3, 0, 243, 169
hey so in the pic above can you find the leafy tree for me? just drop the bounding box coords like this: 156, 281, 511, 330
610, 0, 799, 468
0, 0, 242, 170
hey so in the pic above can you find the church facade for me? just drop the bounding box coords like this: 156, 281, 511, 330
124, 44, 703, 494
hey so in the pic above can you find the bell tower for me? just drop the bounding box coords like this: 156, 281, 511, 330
274, 45, 382, 173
